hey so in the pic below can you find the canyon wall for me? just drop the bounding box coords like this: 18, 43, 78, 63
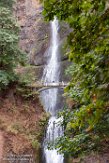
15, 0, 50, 66
14, 0, 70, 82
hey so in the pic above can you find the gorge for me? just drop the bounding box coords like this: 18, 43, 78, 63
0, 0, 109, 163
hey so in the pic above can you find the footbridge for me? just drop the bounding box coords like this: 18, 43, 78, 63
28, 82, 69, 92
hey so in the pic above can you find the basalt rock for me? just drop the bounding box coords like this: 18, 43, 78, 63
15, 0, 71, 81
14, 0, 50, 66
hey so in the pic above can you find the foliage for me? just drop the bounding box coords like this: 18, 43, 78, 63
31, 139, 40, 150
42, 0, 109, 157
0, 1, 25, 89
0, 0, 15, 8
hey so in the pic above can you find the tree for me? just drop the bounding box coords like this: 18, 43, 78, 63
42, 0, 109, 157
0, 1, 25, 89
0, 0, 15, 8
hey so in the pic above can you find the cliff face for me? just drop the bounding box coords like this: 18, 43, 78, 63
14, 0, 71, 82
15, 0, 50, 66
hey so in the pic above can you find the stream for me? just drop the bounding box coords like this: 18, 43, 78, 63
41, 17, 64, 163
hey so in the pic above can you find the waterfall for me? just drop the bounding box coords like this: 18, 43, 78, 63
41, 17, 64, 163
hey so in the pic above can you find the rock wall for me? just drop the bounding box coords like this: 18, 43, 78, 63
14, 0, 50, 66
14, 0, 71, 82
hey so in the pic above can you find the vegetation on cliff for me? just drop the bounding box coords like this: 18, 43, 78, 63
42, 0, 109, 158
0, 0, 48, 161
0, 86, 48, 161
0, 0, 25, 90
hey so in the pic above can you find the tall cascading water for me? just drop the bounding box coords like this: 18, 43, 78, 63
41, 17, 64, 163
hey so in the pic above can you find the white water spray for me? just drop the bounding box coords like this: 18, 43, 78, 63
41, 17, 64, 163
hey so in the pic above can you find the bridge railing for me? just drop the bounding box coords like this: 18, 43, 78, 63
28, 82, 68, 89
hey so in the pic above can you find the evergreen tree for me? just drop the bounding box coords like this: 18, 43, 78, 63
0, 0, 14, 8
0, 1, 25, 89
